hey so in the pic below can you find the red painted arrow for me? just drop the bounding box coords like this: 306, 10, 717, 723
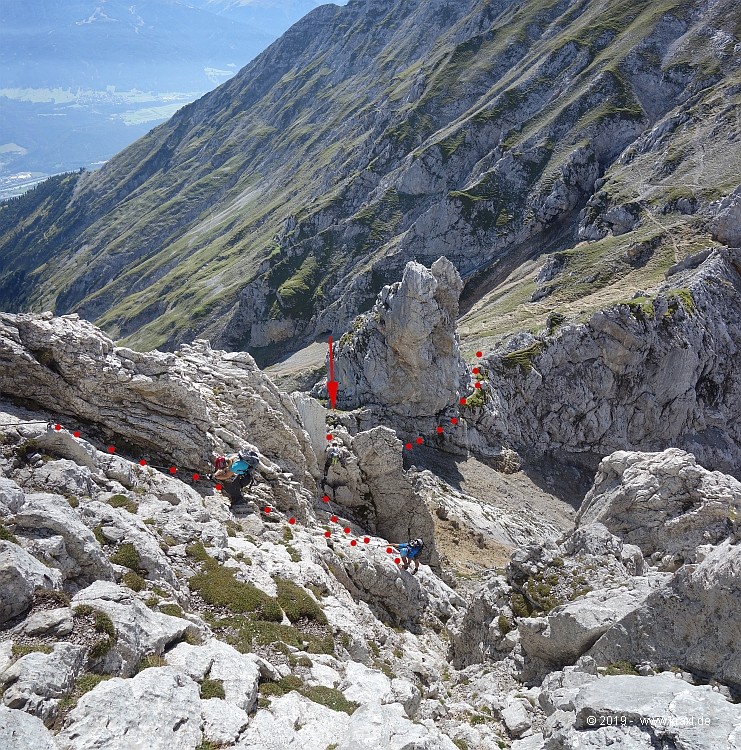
327, 336, 339, 410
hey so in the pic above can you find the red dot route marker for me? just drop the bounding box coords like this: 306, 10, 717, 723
192, 473, 200, 481
169, 466, 177, 474
350, 539, 357, 546
324, 530, 331, 538
322, 495, 330, 503
386, 547, 393, 554
476, 351, 483, 357
394, 557, 401, 564
416, 437, 423, 444
460, 397, 467, 405
344, 527, 350, 534
139, 459, 147, 466
215, 484, 223, 491
405, 442, 412, 450
472, 367, 479, 375
451, 417, 458, 425
73, 431, 81, 438
289, 517, 296, 525
54, 423, 62, 431
436, 426, 444, 434
326, 434, 333, 441
107, 445, 115, 454
264, 506, 271, 513
331, 515, 338, 523
364, 537, 370, 544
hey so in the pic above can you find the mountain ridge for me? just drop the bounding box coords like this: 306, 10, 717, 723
0, 0, 738, 357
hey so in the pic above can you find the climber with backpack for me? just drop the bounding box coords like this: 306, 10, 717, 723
392, 538, 424, 574
214, 448, 260, 506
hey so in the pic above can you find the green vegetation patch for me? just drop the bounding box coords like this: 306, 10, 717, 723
605, 660, 640, 676
159, 603, 185, 619
122, 571, 146, 592
110, 543, 142, 571
73, 605, 117, 659
275, 578, 328, 626
12, 643, 53, 658
501, 342, 545, 373
259, 676, 358, 714
58, 672, 112, 713
0, 522, 18, 544
187, 542, 282, 621
666, 287, 695, 316
107, 494, 139, 514
200, 678, 226, 699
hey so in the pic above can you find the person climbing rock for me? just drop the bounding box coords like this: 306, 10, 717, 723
392, 538, 424, 574
322, 438, 345, 502
214, 448, 260, 506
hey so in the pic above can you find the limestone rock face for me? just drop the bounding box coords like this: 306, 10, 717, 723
56, 667, 202, 750
588, 540, 741, 691
0, 643, 86, 725
577, 448, 741, 563
0, 541, 62, 623
332, 257, 467, 417
543, 674, 741, 749
13, 493, 115, 585
71, 581, 192, 676
709, 185, 741, 247
478, 249, 741, 476
0, 313, 317, 481
0, 704, 58, 750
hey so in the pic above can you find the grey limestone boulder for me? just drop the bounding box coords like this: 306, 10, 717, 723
12, 493, 114, 584
0, 704, 59, 750
577, 448, 740, 562
56, 666, 202, 750
544, 674, 741, 749
0, 541, 62, 623
165, 638, 260, 712
72, 581, 192, 676
0, 643, 86, 726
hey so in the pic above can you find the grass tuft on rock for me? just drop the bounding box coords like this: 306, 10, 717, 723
0, 522, 18, 544
12, 643, 53, 658
107, 494, 139, 514
122, 571, 146, 592
276, 578, 328, 625
110, 543, 142, 571
187, 542, 282, 621
200, 678, 226, 699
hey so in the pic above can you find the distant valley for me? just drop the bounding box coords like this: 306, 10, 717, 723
0, 0, 334, 198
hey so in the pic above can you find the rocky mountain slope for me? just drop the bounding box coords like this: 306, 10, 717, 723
0, 0, 738, 358
1, 248, 740, 748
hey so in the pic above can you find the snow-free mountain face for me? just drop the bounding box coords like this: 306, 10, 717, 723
0, 0, 738, 361
0, 0, 342, 198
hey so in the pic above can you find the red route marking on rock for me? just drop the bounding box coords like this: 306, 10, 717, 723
472, 367, 480, 375
460, 397, 466, 405
364, 537, 370, 544
289, 518, 296, 525
264, 506, 271, 513
386, 547, 393, 553
326, 434, 333, 441
139, 459, 147, 466
436, 426, 444, 434
215, 484, 222, 491
331, 515, 338, 522
107, 445, 115, 454
322, 495, 330, 503
394, 557, 401, 564
344, 527, 350, 534
73, 431, 81, 438
474, 382, 481, 389
405, 442, 412, 450
476, 351, 483, 357
192, 473, 200, 481
416, 437, 423, 444
451, 417, 458, 425
324, 530, 331, 538
350, 539, 357, 546
169, 466, 177, 474
54, 423, 62, 431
